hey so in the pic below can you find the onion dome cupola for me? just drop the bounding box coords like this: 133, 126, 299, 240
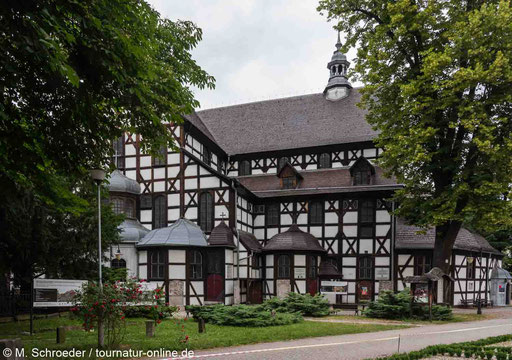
107, 170, 149, 243
324, 32, 352, 101
208, 221, 236, 249
136, 218, 208, 248
262, 224, 326, 253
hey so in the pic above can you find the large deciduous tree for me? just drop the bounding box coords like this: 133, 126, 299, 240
318, 0, 512, 271
0, 0, 213, 287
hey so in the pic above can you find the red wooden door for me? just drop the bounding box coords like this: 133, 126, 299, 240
206, 274, 223, 301
307, 279, 318, 296
248, 280, 263, 304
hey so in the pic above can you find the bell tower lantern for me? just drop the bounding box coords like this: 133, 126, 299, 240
324, 32, 352, 101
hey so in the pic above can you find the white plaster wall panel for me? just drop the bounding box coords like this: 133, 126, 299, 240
397, 281, 405, 291
381, 239, 391, 252
266, 268, 274, 279
294, 255, 306, 266
167, 194, 180, 207
344, 257, 357, 266
199, 166, 211, 176
120, 245, 138, 278
144, 224, 152, 231
376, 225, 390, 237
398, 255, 411, 265
343, 268, 356, 279
125, 144, 136, 156
153, 181, 165, 192
215, 205, 229, 219
184, 178, 197, 190
239, 267, 248, 279
455, 255, 465, 266
125, 157, 136, 169
140, 156, 152, 168
376, 210, 391, 223
189, 297, 201, 306
324, 226, 338, 237
225, 280, 234, 295
343, 212, 357, 223
329, 240, 338, 252
296, 214, 308, 224
154, 167, 165, 179
125, 170, 137, 181
254, 215, 264, 227
169, 265, 186, 280
359, 239, 373, 254
211, 153, 218, 165
296, 280, 306, 294
375, 257, 390, 266
184, 207, 197, 219
201, 177, 219, 189
184, 165, 197, 177
347, 282, 355, 293
169, 249, 186, 263
343, 225, 357, 237
374, 281, 380, 293
184, 143, 193, 153
299, 226, 308, 233
332, 162, 343, 168
267, 280, 274, 294
191, 281, 204, 295
225, 249, 234, 263
254, 229, 264, 240
138, 266, 147, 280
266, 255, 274, 266
402, 267, 414, 277
267, 228, 278, 238
363, 148, 377, 158
453, 294, 463, 306
140, 169, 151, 180
305, 164, 316, 170
138, 250, 147, 264
347, 295, 355, 303
281, 214, 293, 226
168, 153, 180, 165
140, 210, 152, 223
324, 213, 338, 224
342, 241, 352, 255
310, 226, 322, 238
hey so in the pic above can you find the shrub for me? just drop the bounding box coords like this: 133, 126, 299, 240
122, 305, 177, 320
186, 304, 302, 327
261, 292, 330, 317
363, 289, 453, 321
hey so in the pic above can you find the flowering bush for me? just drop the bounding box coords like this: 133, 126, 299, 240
71, 278, 171, 347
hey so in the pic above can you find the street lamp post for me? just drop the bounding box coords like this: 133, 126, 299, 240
90, 168, 106, 347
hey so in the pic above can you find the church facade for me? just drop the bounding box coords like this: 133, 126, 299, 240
107, 36, 504, 307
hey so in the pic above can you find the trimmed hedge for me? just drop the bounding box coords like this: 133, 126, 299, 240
376, 334, 512, 360
122, 305, 177, 319
186, 304, 302, 327
363, 290, 452, 321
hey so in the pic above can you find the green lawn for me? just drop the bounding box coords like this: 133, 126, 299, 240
0, 314, 407, 358
325, 312, 493, 324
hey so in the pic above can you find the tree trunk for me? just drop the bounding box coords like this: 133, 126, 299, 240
98, 316, 105, 348
433, 221, 462, 274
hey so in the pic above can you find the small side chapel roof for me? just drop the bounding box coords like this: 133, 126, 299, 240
108, 170, 140, 195
137, 218, 208, 248
208, 221, 236, 248
263, 225, 326, 253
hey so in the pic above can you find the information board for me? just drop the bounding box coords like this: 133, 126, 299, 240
33, 279, 87, 307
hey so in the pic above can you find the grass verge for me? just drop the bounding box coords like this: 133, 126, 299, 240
325, 312, 493, 324
0, 314, 408, 358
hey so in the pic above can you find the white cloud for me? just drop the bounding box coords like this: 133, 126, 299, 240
147, 0, 360, 109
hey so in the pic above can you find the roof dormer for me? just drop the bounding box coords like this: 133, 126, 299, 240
277, 162, 303, 189
349, 157, 375, 185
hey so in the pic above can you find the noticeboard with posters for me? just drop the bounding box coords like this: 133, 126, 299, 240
33, 279, 87, 307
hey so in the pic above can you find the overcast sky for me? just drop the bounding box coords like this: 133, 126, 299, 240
148, 0, 359, 110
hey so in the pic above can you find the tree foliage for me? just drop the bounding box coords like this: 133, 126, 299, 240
318, 0, 512, 268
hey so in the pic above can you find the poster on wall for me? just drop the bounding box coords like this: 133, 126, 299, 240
294, 268, 306, 279
375, 268, 390, 280
413, 284, 428, 303
33, 279, 87, 307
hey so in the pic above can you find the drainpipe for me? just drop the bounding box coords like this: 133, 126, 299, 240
390, 201, 396, 289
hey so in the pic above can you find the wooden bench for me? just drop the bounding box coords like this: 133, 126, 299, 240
460, 299, 493, 308
331, 303, 368, 316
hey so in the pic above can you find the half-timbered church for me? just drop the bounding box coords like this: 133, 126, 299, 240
107, 35, 508, 308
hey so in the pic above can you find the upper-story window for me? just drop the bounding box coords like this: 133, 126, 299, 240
318, 153, 331, 169
190, 250, 203, 280
351, 158, 374, 185
308, 256, 317, 279
359, 256, 373, 279
277, 157, 290, 172
111, 197, 135, 218
282, 176, 296, 189
309, 201, 324, 225
199, 192, 214, 232
111, 258, 126, 269
153, 146, 167, 166
467, 258, 476, 279
140, 195, 152, 210
202, 146, 211, 166
149, 250, 165, 280
359, 199, 374, 238
153, 195, 166, 229
113, 136, 124, 169
239, 160, 251, 176
266, 203, 280, 226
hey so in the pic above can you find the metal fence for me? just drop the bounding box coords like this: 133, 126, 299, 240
0, 292, 31, 317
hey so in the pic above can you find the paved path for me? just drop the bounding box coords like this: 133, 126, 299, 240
179, 317, 512, 360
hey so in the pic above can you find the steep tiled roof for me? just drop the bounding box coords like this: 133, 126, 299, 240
263, 225, 326, 253
237, 167, 401, 198
395, 218, 500, 254
239, 231, 262, 253
195, 89, 375, 155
